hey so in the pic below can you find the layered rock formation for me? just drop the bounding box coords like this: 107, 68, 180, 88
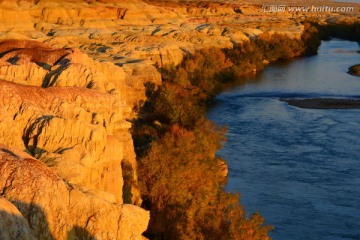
0, 146, 149, 239
0, 0, 359, 239
0, 40, 145, 203
0, 0, 358, 69
0, 40, 151, 239
1, 0, 358, 69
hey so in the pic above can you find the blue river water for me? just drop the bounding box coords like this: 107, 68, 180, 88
207, 40, 360, 240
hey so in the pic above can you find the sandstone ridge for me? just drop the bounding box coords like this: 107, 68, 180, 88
0, 0, 359, 239
0, 39, 151, 239
0, 0, 358, 68
0, 0, 350, 67
0, 145, 149, 239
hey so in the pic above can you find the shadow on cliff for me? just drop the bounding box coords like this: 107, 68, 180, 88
10, 201, 56, 240
67, 226, 97, 240
7, 201, 97, 240
1, 148, 97, 240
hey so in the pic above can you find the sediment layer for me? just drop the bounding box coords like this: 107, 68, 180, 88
0, 0, 359, 239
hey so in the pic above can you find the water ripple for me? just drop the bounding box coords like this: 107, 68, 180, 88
208, 40, 360, 240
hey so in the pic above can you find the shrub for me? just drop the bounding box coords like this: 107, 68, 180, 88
182, 48, 233, 95
224, 41, 264, 77
133, 28, 323, 240
301, 22, 321, 55
138, 123, 272, 240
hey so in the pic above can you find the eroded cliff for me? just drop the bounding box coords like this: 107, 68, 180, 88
0, 0, 356, 68
0, 146, 149, 239
0, 40, 151, 239
0, 0, 359, 239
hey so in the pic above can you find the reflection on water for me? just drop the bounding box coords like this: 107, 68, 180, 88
208, 40, 360, 240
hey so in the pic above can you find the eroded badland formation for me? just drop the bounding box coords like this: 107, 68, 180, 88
0, 0, 358, 239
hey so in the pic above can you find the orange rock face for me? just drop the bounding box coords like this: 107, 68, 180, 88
0, 40, 151, 239
0, 147, 149, 240
0, 0, 358, 239
0, 39, 152, 202
0, 196, 35, 240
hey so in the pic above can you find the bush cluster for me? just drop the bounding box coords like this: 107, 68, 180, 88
132, 23, 322, 240
315, 21, 360, 42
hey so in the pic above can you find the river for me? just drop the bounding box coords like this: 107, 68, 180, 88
207, 39, 360, 240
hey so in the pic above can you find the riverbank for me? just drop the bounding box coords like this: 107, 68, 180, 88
132, 22, 323, 239
208, 38, 360, 240
0, 0, 359, 239
132, 16, 360, 238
